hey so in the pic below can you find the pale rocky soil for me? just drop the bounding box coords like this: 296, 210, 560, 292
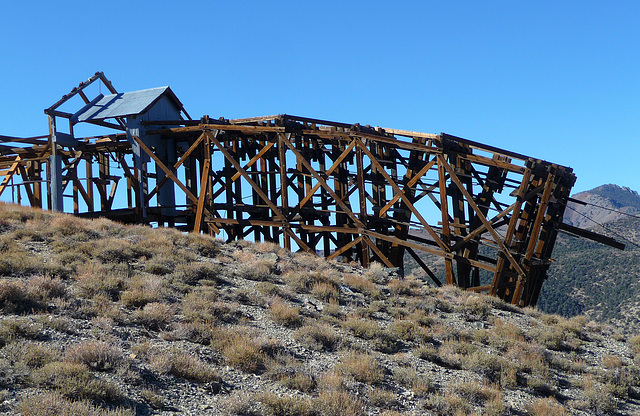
0, 203, 639, 415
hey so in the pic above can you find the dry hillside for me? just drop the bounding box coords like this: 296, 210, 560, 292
1, 202, 640, 415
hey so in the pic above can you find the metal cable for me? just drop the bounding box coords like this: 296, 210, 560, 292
572, 200, 640, 220
565, 204, 640, 249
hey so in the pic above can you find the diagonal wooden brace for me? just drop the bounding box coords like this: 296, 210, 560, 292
437, 154, 525, 278
131, 134, 219, 234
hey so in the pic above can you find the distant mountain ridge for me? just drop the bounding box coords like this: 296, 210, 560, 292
563, 184, 640, 230
538, 183, 640, 330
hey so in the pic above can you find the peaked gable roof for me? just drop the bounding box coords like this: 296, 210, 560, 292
72, 86, 183, 122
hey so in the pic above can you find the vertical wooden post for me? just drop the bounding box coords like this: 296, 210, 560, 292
355, 145, 370, 267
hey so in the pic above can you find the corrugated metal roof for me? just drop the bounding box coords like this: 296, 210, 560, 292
72, 86, 180, 122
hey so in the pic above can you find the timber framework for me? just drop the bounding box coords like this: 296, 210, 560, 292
0, 72, 624, 307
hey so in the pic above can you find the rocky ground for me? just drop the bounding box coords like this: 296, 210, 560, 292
1, 202, 640, 415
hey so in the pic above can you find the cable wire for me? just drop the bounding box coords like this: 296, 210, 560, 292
571, 200, 640, 220
565, 204, 640, 249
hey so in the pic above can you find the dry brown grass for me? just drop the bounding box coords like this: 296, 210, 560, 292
120, 275, 166, 308
451, 379, 501, 405
343, 315, 379, 339
369, 387, 401, 409
258, 392, 316, 416
526, 397, 568, 416
0, 317, 43, 341
294, 323, 341, 351
132, 302, 174, 330
338, 351, 384, 385
343, 273, 381, 298
17, 391, 135, 416
311, 281, 340, 303
629, 335, 640, 357
149, 350, 220, 383
315, 390, 365, 416
73, 260, 125, 300
317, 369, 346, 392
3, 340, 60, 368
212, 328, 269, 374
65, 340, 122, 371
392, 366, 432, 397
424, 391, 470, 415
31, 361, 124, 402
269, 297, 302, 327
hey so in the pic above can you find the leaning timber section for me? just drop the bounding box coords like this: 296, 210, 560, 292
0, 113, 578, 307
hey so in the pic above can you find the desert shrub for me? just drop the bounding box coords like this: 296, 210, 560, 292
486, 318, 525, 351
311, 281, 340, 303
317, 369, 346, 392
0, 279, 43, 313
258, 282, 288, 297
65, 341, 122, 371
459, 295, 491, 318
387, 319, 421, 342
49, 215, 92, 237
416, 343, 439, 361
17, 391, 135, 416
269, 297, 302, 327
371, 330, 402, 354
0, 244, 55, 277
173, 262, 224, 286
181, 287, 218, 321
89, 238, 150, 264
338, 351, 384, 385
451, 380, 501, 405
213, 329, 268, 374
423, 392, 470, 415
120, 275, 165, 308
133, 302, 174, 330
601, 354, 623, 369
236, 255, 275, 282
462, 350, 508, 382
0, 317, 43, 341
314, 390, 364, 416
140, 388, 165, 410
185, 232, 222, 258
387, 278, 418, 297
283, 373, 316, 392
161, 321, 218, 345
150, 350, 220, 383
28, 274, 67, 300
526, 396, 567, 416
74, 261, 125, 300
582, 376, 617, 414
343, 273, 380, 298
3, 340, 60, 368
392, 367, 432, 397
369, 387, 401, 409
144, 261, 173, 276
282, 271, 315, 293
364, 262, 388, 284
629, 335, 640, 357
343, 316, 379, 339
221, 391, 263, 416
31, 361, 124, 402
294, 323, 341, 351
267, 361, 317, 393
259, 393, 316, 416
436, 339, 477, 369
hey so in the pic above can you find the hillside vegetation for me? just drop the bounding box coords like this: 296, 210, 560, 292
1, 202, 640, 415
540, 185, 640, 330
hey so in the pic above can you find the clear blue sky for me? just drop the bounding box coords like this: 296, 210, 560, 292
1, 0, 638, 194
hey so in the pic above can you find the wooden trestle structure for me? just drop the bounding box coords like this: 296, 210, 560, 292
0, 73, 623, 307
